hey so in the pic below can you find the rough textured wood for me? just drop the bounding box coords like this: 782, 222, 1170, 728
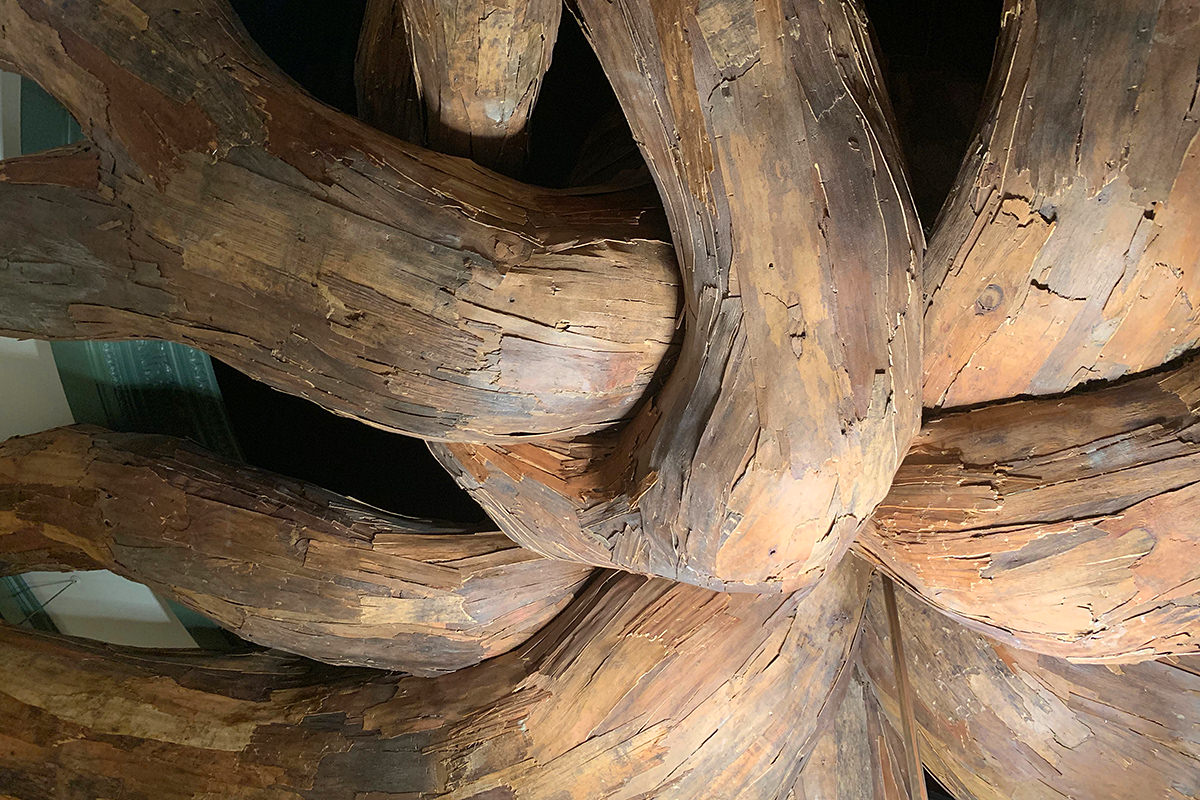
924, 0, 1200, 408
0, 425, 592, 675
357, 0, 560, 177
861, 577, 1200, 800
0, 0, 679, 442
860, 352, 1200, 662
434, 0, 923, 593
0, 555, 869, 799
791, 663, 915, 800
356, 0, 425, 145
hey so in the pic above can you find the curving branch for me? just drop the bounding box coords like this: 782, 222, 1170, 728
924, 0, 1200, 409
0, 0, 679, 443
859, 353, 1200, 662
0, 425, 592, 675
861, 577, 1200, 800
433, 0, 923, 593
0, 555, 870, 798
357, 0, 561, 177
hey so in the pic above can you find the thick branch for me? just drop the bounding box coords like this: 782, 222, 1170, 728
791, 662, 915, 800
355, 0, 425, 145
357, 0, 561, 177
0, 555, 869, 798
0, 0, 679, 442
861, 578, 1200, 800
859, 353, 1200, 662
0, 425, 592, 675
924, 0, 1200, 408
431, 0, 923, 592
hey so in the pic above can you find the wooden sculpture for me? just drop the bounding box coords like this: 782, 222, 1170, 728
0, 0, 1198, 797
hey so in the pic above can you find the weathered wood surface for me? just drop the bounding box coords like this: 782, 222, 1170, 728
356, 0, 425, 145
357, 0, 560, 177
791, 663, 915, 800
0, 0, 679, 442
924, 0, 1200, 408
860, 353, 1200, 662
861, 578, 1200, 800
434, 0, 923, 593
0, 555, 869, 799
0, 425, 592, 675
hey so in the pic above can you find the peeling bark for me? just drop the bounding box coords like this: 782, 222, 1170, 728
861, 577, 1200, 800
435, 0, 923, 593
0, 425, 592, 675
0, 0, 679, 442
791, 663, 915, 800
0, 555, 869, 799
357, 0, 560, 177
924, 0, 1200, 408
860, 352, 1200, 662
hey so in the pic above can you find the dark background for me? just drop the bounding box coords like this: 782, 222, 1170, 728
219, 4, 998, 795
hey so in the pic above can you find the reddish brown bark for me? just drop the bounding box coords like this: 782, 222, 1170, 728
0, 555, 869, 799
862, 577, 1200, 800
434, 0, 923, 593
791, 663, 916, 800
0, 0, 678, 443
860, 353, 1200, 662
0, 425, 593, 675
925, 0, 1200, 408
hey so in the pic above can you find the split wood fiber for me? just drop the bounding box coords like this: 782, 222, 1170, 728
925, 0, 1200, 408
436, 0, 923, 593
0, 555, 869, 799
861, 353, 1200, 662
357, 0, 560, 177
862, 578, 1200, 800
0, 0, 679, 442
0, 425, 592, 675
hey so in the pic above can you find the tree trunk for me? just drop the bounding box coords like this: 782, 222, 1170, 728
924, 0, 1200, 408
861, 576, 1200, 800
0, 425, 593, 675
0, 0, 678, 443
859, 352, 1200, 662
0, 555, 869, 799
357, 0, 560, 177
434, 0, 923, 593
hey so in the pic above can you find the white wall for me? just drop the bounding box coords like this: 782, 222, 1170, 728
0, 336, 197, 647
0, 72, 196, 648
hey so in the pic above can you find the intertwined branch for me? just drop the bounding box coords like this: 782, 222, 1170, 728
1, 0, 1199, 797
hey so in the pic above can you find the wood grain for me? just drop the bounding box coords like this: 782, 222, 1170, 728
925, 0, 1200, 408
357, 0, 560, 177
861, 577, 1200, 800
0, 0, 679, 442
0, 425, 592, 675
860, 353, 1200, 662
435, 0, 923, 593
0, 555, 870, 799
792, 662, 915, 800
